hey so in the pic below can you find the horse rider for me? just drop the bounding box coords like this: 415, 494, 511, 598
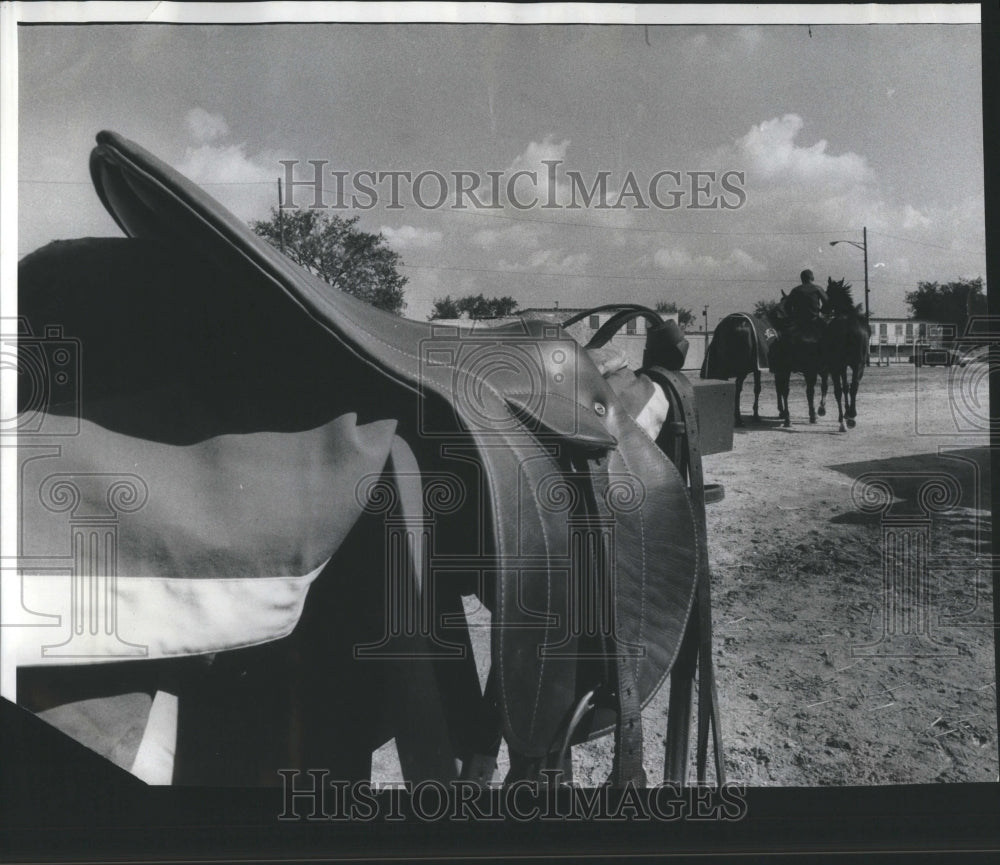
777, 269, 829, 342
787, 269, 828, 322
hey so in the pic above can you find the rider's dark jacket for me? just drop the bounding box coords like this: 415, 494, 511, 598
787, 282, 828, 319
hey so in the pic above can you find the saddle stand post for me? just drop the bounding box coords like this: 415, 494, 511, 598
645, 367, 726, 789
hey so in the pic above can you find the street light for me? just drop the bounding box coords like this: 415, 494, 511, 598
830, 226, 870, 366
829, 227, 870, 325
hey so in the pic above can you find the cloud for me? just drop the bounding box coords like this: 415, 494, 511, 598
379, 224, 443, 250
497, 248, 591, 274
184, 107, 230, 144
734, 114, 869, 187
505, 135, 572, 208
472, 221, 543, 250
175, 115, 280, 222
653, 246, 765, 276
902, 205, 931, 230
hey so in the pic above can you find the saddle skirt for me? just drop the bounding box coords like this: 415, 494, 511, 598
15, 132, 700, 767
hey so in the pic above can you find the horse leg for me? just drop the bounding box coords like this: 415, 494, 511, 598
818, 370, 827, 416
752, 370, 762, 422
776, 370, 790, 427
846, 365, 860, 427
734, 374, 745, 427
806, 371, 817, 423
832, 369, 846, 432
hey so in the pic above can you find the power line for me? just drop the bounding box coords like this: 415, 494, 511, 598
867, 229, 983, 255
398, 261, 919, 287
421, 206, 856, 237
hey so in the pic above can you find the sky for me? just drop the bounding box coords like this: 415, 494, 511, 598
17, 17, 986, 324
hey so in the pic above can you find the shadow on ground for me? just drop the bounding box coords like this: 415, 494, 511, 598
827, 446, 991, 525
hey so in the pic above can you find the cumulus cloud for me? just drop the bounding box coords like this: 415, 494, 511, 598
379, 225, 443, 250
735, 114, 870, 187
472, 221, 543, 250
175, 111, 279, 221
184, 107, 230, 144
527, 249, 591, 272
505, 135, 572, 208
653, 246, 765, 276
902, 205, 932, 230
497, 248, 591, 275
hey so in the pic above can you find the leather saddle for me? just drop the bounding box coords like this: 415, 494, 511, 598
15, 132, 721, 787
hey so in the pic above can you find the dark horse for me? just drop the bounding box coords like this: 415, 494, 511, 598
701, 314, 776, 426
818, 278, 870, 431
769, 291, 826, 427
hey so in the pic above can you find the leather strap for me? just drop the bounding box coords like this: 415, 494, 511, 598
645, 367, 725, 787
561, 303, 655, 329
585, 308, 664, 350
578, 451, 647, 788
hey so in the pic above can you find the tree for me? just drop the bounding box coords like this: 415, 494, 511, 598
654, 300, 695, 329
429, 295, 462, 320
251, 209, 407, 314
905, 278, 987, 337
428, 293, 519, 320
753, 298, 782, 324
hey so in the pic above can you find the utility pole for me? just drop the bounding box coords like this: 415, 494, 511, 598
862, 225, 869, 328
830, 227, 870, 365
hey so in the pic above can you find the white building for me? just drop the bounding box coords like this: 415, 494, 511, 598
868, 317, 953, 362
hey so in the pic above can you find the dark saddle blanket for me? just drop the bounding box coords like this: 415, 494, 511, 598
15, 132, 713, 786
703, 313, 776, 378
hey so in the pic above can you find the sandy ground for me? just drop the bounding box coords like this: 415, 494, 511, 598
376, 361, 997, 786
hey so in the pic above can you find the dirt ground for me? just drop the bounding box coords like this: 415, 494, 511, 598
571, 361, 997, 786
375, 361, 996, 787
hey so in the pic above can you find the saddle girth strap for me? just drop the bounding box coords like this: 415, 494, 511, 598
576, 452, 647, 789
645, 367, 725, 787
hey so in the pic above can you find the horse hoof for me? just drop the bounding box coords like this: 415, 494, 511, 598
809, 416, 817, 424
783, 420, 790, 428
818, 406, 826, 416
840, 423, 847, 432
846, 418, 856, 429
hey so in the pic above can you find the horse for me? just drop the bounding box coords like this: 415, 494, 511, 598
818, 278, 870, 431
769, 290, 827, 427
701, 313, 776, 426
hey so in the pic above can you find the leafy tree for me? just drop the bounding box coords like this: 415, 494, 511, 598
429, 293, 519, 320
251, 209, 407, 314
905, 278, 987, 336
428, 295, 462, 320
753, 298, 782, 324
654, 300, 695, 329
